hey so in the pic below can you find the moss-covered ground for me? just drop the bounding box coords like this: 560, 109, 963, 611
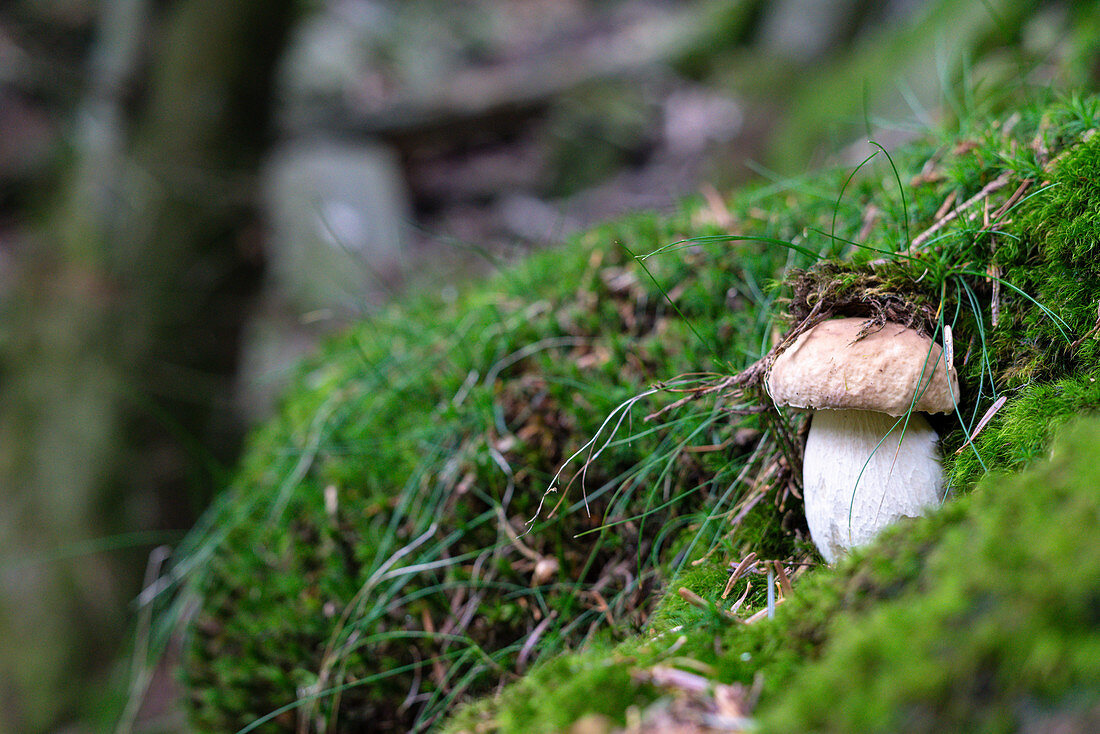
175, 91, 1100, 732
446, 413, 1100, 734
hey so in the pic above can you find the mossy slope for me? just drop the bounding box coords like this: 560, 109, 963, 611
443, 96, 1100, 732
181, 92, 1100, 732
764, 414, 1100, 732
445, 414, 1100, 734
178, 188, 828, 730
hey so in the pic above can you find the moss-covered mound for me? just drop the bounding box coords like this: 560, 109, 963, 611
444, 412, 1100, 734
176, 176, 819, 731
765, 413, 1100, 732
178, 92, 1100, 732
439, 95, 1100, 731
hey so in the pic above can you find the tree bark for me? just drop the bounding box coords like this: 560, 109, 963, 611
0, 0, 295, 729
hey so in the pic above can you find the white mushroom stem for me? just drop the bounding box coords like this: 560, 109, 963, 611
803, 409, 944, 564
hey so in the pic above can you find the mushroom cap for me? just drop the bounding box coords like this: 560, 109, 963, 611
766, 317, 959, 416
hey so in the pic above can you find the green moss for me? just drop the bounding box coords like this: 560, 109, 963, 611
948, 371, 1100, 490
179, 199, 830, 729
486, 642, 652, 734
763, 415, 1100, 733
644, 558, 736, 634
183, 92, 1100, 733
445, 415, 1100, 734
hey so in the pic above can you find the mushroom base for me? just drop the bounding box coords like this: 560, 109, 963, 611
803, 409, 944, 563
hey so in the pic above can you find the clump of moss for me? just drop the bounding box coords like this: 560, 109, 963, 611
441, 95, 1100, 733
177, 199, 832, 730
182, 91, 1100, 733
947, 370, 1100, 491
763, 414, 1100, 732
786, 261, 942, 336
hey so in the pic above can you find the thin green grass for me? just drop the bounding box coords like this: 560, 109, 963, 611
165, 195, 816, 731
439, 93, 1100, 733
149, 88, 1100, 734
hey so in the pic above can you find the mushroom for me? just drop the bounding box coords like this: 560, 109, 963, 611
766, 317, 959, 563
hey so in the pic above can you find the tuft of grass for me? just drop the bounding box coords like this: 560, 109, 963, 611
171, 89, 1100, 734
170, 195, 831, 731
441, 93, 1100, 733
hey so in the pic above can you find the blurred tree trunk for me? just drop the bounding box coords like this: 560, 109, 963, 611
0, 0, 295, 730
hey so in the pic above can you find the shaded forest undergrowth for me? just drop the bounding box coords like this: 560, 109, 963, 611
153, 92, 1100, 732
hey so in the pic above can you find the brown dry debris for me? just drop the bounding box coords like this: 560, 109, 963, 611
907, 171, 1013, 252
786, 263, 940, 338
592, 666, 760, 734
500, 374, 578, 463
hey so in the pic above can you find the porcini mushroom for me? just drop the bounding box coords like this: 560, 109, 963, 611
766, 317, 959, 563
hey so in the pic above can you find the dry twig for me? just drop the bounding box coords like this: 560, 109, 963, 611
908, 172, 1012, 252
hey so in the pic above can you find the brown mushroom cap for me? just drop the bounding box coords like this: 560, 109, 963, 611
766, 317, 959, 416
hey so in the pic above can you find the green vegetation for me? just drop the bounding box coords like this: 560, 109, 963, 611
447, 414, 1100, 733
765, 414, 1100, 732
174, 187, 817, 730
177, 91, 1100, 732
442, 95, 1100, 731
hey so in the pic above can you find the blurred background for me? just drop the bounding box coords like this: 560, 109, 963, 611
0, 0, 1097, 731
